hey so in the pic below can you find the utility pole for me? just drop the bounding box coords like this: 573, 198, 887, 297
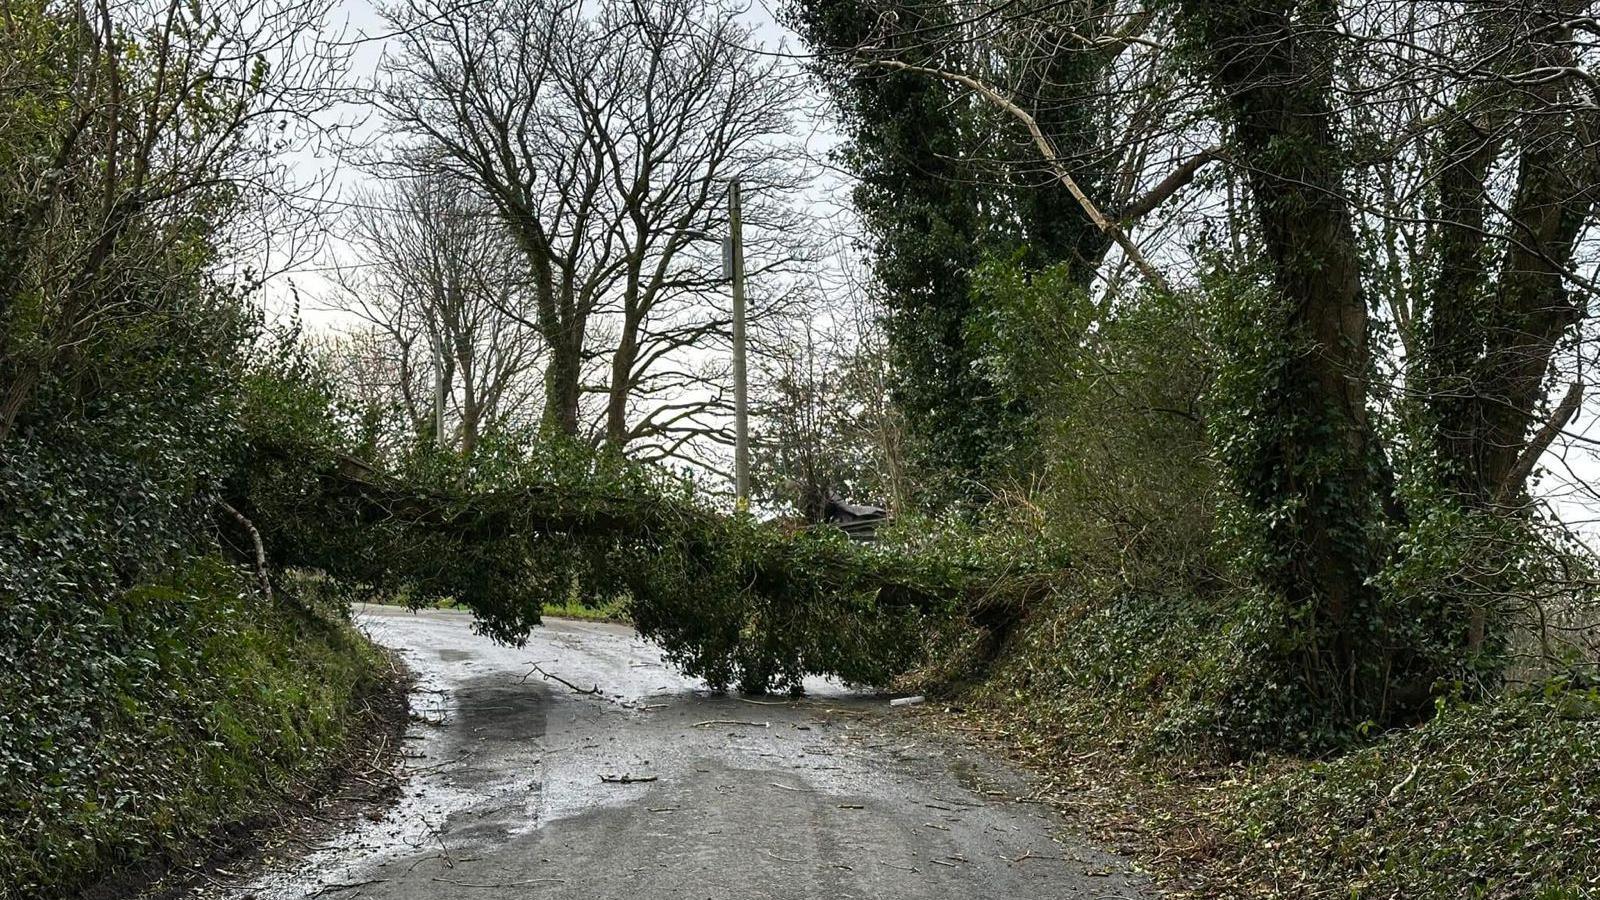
432, 342, 447, 450
728, 180, 750, 504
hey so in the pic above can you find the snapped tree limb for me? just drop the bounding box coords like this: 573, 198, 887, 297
859, 56, 1172, 293
216, 498, 273, 604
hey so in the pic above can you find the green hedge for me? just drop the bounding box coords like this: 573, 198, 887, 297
0, 557, 385, 899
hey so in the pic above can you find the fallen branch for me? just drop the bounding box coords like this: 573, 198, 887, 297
600, 773, 658, 784
519, 662, 601, 695
693, 719, 769, 728
216, 498, 272, 604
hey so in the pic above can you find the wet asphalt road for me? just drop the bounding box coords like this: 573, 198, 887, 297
233, 605, 1150, 900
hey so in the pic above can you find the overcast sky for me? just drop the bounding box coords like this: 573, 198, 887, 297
255, 0, 839, 331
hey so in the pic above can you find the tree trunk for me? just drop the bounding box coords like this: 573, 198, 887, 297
604, 310, 640, 451
544, 326, 583, 438
1179, 0, 1389, 714
1415, 4, 1595, 658
504, 209, 584, 439
0, 372, 38, 445
1420, 4, 1593, 509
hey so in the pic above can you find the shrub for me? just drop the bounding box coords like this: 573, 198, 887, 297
1233, 684, 1600, 898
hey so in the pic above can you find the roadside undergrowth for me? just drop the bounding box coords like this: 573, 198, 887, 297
361, 592, 634, 624
0, 559, 392, 900
541, 595, 632, 623
918, 590, 1600, 898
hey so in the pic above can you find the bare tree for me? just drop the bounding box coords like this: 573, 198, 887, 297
375, 0, 813, 463
315, 327, 416, 458
754, 296, 907, 519
325, 179, 544, 455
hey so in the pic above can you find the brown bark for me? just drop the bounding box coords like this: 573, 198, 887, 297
604, 310, 640, 450
544, 325, 584, 438
1421, 2, 1596, 508
503, 210, 583, 438
1179, 0, 1386, 702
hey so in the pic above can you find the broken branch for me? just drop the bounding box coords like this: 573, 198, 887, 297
860, 56, 1172, 293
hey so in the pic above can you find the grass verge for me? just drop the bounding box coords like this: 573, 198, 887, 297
360, 593, 633, 624
540, 596, 632, 623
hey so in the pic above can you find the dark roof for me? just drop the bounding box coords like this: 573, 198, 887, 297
823, 497, 887, 523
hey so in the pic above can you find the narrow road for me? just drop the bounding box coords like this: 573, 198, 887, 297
234, 605, 1149, 899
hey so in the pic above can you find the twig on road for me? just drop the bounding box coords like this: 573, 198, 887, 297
518, 661, 601, 695
1011, 849, 1070, 863
418, 814, 454, 868
693, 719, 768, 728
311, 880, 383, 896
406, 753, 471, 773
760, 849, 803, 864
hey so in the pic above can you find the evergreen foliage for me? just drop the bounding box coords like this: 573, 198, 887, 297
786, 0, 1112, 501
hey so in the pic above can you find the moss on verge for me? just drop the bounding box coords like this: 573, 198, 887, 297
0, 557, 386, 899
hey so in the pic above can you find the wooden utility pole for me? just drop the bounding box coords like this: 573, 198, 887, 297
729, 180, 750, 503
432, 344, 447, 449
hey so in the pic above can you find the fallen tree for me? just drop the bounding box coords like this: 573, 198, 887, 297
230, 418, 1044, 694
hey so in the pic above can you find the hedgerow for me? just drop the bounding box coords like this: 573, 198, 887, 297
0, 292, 390, 897
1231, 683, 1600, 898
0, 558, 383, 899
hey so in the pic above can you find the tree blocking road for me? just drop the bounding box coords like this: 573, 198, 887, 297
226, 606, 1149, 900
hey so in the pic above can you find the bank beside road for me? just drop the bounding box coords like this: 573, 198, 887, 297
0, 564, 398, 900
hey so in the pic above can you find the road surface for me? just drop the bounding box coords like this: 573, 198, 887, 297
229, 605, 1150, 899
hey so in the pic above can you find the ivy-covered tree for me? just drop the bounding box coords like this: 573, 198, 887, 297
1170, 0, 1397, 723
789, 0, 1195, 503
786, 0, 1005, 497
788, 0, 1117, 500
848, 0, 1600, 739
1158, 0, 1600, 727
